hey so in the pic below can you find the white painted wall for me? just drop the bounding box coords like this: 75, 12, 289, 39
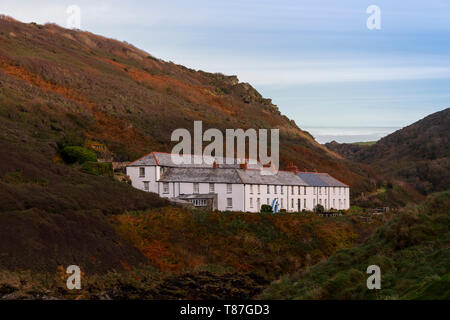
126, 165, 159, 193
126, 165, 350, 212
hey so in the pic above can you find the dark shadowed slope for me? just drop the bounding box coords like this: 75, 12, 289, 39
326, 108, 450, 194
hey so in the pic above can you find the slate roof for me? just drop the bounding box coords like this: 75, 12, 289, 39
159, 167, 243, 184
296, 172, 348, 187
129, 152, 348, 187
128, 152, 261, 169
159, 167, 308, 186
237, 169, 308, 186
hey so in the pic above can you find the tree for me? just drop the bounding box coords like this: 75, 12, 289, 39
314, 204, 325, 214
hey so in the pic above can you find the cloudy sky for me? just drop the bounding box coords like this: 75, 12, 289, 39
1, 0, 449, 133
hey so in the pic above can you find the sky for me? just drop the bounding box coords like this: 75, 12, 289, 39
1, 0, 449, 142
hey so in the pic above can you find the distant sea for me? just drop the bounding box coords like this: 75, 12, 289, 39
303, 127, 401, 144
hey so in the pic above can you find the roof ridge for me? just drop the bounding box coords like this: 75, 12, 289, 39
127, 151, 154, 166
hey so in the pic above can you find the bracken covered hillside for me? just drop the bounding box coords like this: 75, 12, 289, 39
326, 108, 450, 194
0, 16, 375, 195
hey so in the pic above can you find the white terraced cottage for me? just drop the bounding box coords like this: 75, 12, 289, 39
126, 152, 350, 212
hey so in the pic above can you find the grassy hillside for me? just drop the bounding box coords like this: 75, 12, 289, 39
0, 16, 376, 195
0, 208, 383, 299
326, 108, 450, 194
260, 191, 450, 300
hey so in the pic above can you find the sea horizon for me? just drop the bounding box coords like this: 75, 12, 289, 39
303, 126, 401, 144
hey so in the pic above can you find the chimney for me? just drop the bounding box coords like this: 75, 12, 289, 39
239, 162, 248, 170
263, 161, 272, 168
213, 161, 219, 169
285, 162, 298, 173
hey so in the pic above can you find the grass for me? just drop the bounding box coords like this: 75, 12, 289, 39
352, 141, 377, 146
111, 208, 383, 280
259, 191, 450, 300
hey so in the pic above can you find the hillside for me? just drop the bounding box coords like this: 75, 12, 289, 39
0, 16, 384, 297
0, 137, 169, 273
0, 16, 375, 195
260, 191, 450, 300
325, 108, 450, 194
0, 208, 382, 299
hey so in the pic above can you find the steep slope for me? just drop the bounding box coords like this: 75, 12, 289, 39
0, 135, 168, 273
0, 16, 375, 195
326, 108, 450, 194
260, 191, 450, 300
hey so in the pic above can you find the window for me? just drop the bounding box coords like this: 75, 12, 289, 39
274, 185, 277, 194
227, 198, 233, 208
319, 187, 322, 195
191, 199, 207, 207
281, 198, 284, 208
313, 199, 316, 207
324, 199, 327, 208
298, 186, 301, 195
193, 183, 199, 194
144, 181, 149, 191
267, 185, 270, 194
344, 199, 346, 207
257, 198, 261, 210
333, 199, 335, 208
209, 183, 215, 193
304, 187, 307, 195
139, 167, 145, 177
250, 185, 253, 194
291, 187, 294, 195
319, 199, 322, 205
313, 187, 316, 195
163, 183, 169, 194
227, 184, 232, 193
325, 188, 327, 195
291, 198, 294, 209
280, 186, 283, 194
267, 198, 270, 205
250, 198, 253, 208
304, 199, 306, 209
257, 185, 260, 194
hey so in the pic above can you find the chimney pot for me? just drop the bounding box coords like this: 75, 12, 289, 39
240, 162, 248, 170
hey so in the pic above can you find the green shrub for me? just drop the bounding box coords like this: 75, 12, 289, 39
81, 162, 113, 177
314, 204, 325, 214
57, 133, 84, 149
61, 146, 97, 164
260, 204, 273, 213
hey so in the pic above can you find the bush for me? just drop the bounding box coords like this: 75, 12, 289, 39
81, 162, 113, 177
57, 133, 84, 149
260, 204, 273, 213
314, 204, 325, 214
61, 146, 97, 164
